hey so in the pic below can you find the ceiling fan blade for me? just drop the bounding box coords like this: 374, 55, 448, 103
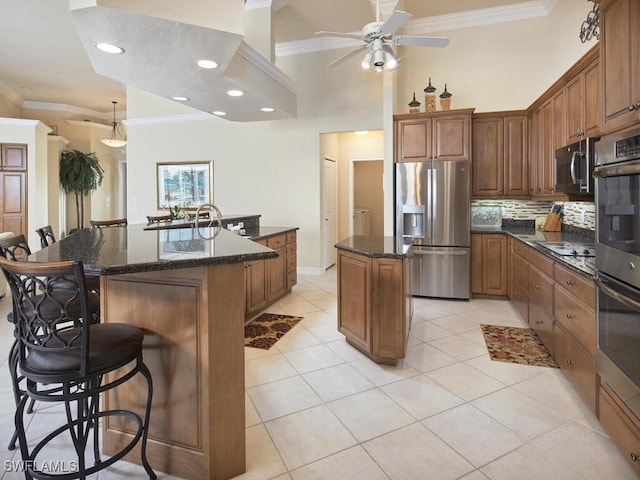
380, 10, 412, 35
394, 35, 450, 48
327, 44, 369, 68
315, 31, 363, 40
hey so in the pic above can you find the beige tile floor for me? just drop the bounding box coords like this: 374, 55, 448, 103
0, 267, 637, 479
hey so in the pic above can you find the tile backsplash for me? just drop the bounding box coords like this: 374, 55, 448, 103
471, 199, 595, 231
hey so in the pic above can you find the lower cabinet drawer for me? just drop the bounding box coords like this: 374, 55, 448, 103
554, 324, 596, 412
267, 234, 286, 248
599, 384, 640, 478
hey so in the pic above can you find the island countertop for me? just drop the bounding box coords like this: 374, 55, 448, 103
335, 235, 412, 259
28, 223, 277, 276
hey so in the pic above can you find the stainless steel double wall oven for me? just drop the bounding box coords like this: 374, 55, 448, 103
594, 127, 640, 420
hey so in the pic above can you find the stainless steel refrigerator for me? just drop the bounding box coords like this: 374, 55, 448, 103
395, 160, 471, 299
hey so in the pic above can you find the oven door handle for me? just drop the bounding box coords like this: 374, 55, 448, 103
596, 277, 640, 312
594, 161, 640, 178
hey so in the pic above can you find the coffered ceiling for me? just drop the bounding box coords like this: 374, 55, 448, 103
0, 0, 548, 121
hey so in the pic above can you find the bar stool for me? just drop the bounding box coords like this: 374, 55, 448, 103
0, 256, 156, 480
0, 234, 100, 451
35, 225, 56, 249
146, 214, 172, 224
89, 218, 128, 228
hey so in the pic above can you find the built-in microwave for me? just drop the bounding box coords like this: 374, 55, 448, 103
554, 137, 598, 195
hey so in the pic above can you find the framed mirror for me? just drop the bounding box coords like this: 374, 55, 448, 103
156, 161, 213, 209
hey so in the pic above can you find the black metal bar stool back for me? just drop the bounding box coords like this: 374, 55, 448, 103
0, 256, 156, 480
35, 225, 56, 249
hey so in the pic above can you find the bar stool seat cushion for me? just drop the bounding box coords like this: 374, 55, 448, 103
24, 323, 143, 374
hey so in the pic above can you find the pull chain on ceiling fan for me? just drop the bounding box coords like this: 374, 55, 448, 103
315, 0, 449, 71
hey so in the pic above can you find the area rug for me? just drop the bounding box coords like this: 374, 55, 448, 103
244, 313, 303, 350
480, 324, 558, 368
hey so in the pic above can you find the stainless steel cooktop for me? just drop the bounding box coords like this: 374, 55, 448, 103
537, 241, 596, 257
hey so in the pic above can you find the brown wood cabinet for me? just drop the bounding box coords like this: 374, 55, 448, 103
471, 233, 508, 296
337, 248, 411, 365
0, 143, 27, 235
599, 384, 640, 477
528, 247, 555, 353
244, 230, 297, 320
509, 237, 529, 322
600, 0, 640, 133
472, 112, 528, 198
394, 109, 473, 163
530, 99, 556, 197
553, 262, 597, 411
565, 58, 601, 143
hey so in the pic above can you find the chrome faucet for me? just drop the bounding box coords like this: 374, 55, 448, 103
194, 203, 222, 239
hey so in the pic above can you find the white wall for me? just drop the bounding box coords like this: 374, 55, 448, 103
122, 0, 599, 271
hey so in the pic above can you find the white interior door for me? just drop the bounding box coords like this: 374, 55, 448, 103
324, 157, 337, 269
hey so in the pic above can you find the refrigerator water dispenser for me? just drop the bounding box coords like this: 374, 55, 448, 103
402, 205, 425, 238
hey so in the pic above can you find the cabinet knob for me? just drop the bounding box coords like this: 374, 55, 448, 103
630, 104, 637, 111
535, 284, 541, 289
566, 280, 574, 286
631, 453, 640, 462
566, 359, 574, 365
635, 101, 640, 109
566, 313, 575, 319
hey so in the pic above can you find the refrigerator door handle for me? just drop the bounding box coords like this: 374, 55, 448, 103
413, 249, 468, 256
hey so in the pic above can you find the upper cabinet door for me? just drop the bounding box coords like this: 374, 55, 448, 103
601, 0, 640, 133
394, 118, 432, 163
433, 114, 470, 161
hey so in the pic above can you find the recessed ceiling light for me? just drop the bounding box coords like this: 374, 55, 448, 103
196, 59, 219, 69
95, 42, 124, 54
171, 96, 190, 102
226, 90, 244, 97
213, 111, 227, 116
260, 107, 275, 112
354, 130, 369, 136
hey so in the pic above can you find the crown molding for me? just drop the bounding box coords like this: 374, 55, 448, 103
276, 0, 559, 57
22, 101, 126, 121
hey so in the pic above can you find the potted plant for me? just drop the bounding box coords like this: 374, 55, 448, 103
59, 149, 104, 230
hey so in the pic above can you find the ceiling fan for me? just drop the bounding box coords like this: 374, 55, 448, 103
315, 0, 449, 71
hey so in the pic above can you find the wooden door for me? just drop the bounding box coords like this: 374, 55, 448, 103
471, 234, 484, 294
483, 234, 507, 296
601, 0, 640, 133
553, 89, 567, 149
371, 257, 404, 360
0, 144, 27, 235
504, 115, 528, 196
472, 116, 503, 197
245, 259, 268, 318
395, 118, 432, 162
433, 114, 470, 161
566, 73, 585, 141
583, 59, 601, 138
267, 246, 287, 300
337, 250, 372, 352
537, 100, 555, 196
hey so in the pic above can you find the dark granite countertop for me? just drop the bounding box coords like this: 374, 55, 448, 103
144, 214, 261, 230
335, 236, 412, 259
473, 226, 596, 277
239, 226, 299, 241
28, 224, 278, 275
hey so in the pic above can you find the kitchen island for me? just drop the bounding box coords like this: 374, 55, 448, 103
335, 236, 413, 365
28, 225, 278, 480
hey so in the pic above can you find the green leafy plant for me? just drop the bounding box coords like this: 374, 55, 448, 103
59, 149, 104, 229
169, 205, 181, 220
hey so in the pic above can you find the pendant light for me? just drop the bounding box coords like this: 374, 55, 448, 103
101, 101, 126, 148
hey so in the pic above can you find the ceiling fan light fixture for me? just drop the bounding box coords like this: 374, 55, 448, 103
384, 50, 398, 70
101, 101, 126, 148
373, 48, 385, 68
361, 51, 373, 69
